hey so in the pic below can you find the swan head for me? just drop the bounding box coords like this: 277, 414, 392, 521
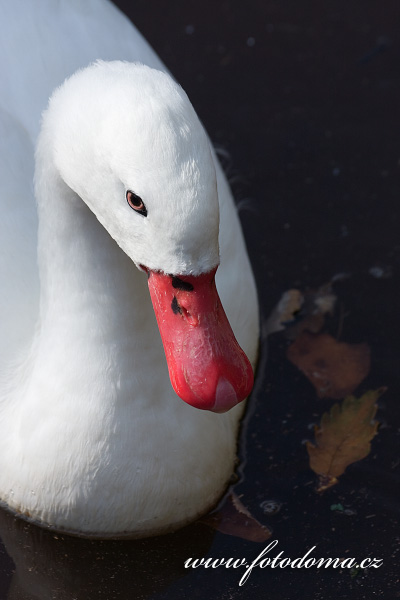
44, 61, 219, 274
39, 61, 253, 411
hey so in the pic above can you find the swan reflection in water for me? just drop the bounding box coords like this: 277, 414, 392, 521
0, 506, 215, 599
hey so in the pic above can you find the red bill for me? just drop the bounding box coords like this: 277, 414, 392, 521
147, 267, 254, 412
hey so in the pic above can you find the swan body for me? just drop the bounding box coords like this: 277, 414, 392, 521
0, 0, 259, 537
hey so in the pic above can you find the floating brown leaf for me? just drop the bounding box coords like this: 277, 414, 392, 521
199, 493, 271, 542
306, 388, 384, 492
287, 332, 370, 398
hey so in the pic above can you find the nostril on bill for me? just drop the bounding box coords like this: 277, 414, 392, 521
171, 296, 182, 315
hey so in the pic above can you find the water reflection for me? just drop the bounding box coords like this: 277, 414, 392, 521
0, 507, 214, 599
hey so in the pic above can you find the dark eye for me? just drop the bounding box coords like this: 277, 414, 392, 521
126, 190, 147, 216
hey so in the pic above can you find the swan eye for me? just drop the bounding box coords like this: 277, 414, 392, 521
126, 190, 147, 216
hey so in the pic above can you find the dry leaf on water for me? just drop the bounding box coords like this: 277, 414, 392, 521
264, 282, 337, 337
287, 332, 370, 398
199, 493, 271, 542
306, 388, 384, 492
285, 282, 337, 339
264, 289, 304, 336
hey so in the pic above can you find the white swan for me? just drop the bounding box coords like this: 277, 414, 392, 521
0, 0, 259, 537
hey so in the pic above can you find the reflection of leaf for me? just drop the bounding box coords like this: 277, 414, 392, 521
307, 389, 384, 492
287, 332, 370, 398
199, 493, 271, 542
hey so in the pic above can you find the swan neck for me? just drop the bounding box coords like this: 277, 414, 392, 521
33, 149, 158, 400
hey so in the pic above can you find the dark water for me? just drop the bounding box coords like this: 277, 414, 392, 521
1, 1, 399, 598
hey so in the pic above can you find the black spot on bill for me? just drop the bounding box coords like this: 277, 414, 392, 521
172, 277, 194, 292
